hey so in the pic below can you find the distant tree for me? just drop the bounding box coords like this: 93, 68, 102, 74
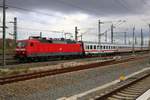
0, 38, 15, 50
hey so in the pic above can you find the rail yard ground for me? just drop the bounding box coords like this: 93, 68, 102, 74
0, 51, 148, 77
0, 54, 150, 100
0, 57, 111, 77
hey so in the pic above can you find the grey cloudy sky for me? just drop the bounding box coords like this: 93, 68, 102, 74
5, 0, 149, 16
1, 0, 150, 44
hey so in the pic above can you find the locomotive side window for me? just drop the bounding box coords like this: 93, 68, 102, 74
30, 42, 34, 47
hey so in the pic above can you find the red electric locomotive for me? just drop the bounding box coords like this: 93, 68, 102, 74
15, 37, 85, 61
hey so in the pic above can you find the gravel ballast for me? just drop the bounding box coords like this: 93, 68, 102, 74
0, 57, 150, 100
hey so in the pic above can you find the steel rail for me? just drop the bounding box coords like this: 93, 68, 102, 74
0, 55, 147, 85
95, 71, 150, 100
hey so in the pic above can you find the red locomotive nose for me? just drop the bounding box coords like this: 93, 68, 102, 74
15, 41, 27, 58
16, 48, 26, 55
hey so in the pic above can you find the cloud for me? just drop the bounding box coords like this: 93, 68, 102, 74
0, 0, 150, 45
5, 0, 149, 16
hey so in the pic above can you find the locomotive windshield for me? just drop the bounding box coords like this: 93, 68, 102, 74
17, 41, 27, 47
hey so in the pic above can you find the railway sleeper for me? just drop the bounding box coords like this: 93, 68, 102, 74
126, 87, 147, 91
123, 89, 144, 94
107, 97, 120, 100
120, 90, 142, 95
116, 92, 138, 98
111, 94, 135, 100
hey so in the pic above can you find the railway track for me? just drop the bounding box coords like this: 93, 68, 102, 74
0, 55, 114, 69
0, 51, 148, 67
0, 54, 114, 66
95, 71, 150, 100
0, 55, 148, 85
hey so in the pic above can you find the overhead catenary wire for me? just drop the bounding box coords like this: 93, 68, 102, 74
1, 0, 101, 19
2, 0, 148, 41
18, 27, 63, 33
17, 27, 73, 34
118, 0, 149, 25
0, 4, 65, 19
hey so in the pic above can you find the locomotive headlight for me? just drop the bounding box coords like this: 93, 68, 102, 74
22, 51, 26, 54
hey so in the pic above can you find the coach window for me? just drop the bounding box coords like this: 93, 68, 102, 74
88, 45, 89, 49
100, 46, 102, 49
90, 45, 93, 49
97, 46, 99, 49
104, 46, 105, 49
94, 45, 96, 49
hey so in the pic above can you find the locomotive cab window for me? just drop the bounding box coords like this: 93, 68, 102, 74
17, 41, 27, 47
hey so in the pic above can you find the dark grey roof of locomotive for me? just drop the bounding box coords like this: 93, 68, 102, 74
29, 36, 77, 44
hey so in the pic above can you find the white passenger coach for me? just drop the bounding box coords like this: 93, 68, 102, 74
83, 41, 148, 55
